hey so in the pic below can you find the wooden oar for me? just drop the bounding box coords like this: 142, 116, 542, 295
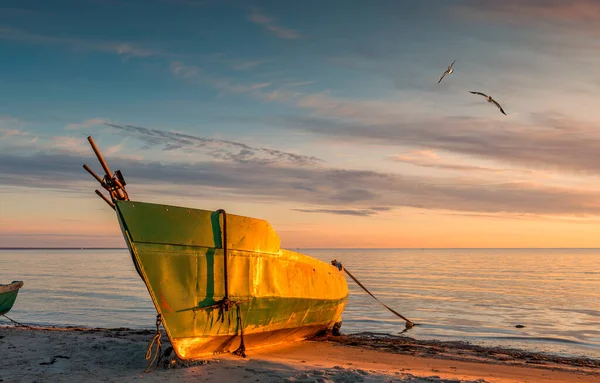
95, 189, 115, 210
84, 136, 128, 201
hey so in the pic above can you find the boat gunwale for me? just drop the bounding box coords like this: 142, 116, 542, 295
0, 281, 24, 294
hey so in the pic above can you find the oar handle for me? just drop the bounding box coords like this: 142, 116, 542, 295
95, 189, 115, 210
83, 164, 103, 184
87, 136, 112, 177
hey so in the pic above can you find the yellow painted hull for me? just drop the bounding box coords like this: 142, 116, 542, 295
115, 200, 348, 359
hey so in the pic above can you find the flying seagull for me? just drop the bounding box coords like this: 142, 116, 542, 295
437, 60, 456, 84
469, 91, 507, 116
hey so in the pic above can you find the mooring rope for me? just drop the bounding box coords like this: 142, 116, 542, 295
0, 314, 35, 329
144, 314, 163, 373
232, 302, 246, 357
331, 260, 416, 329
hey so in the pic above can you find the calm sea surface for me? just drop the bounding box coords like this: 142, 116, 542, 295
1, 248, 598, 359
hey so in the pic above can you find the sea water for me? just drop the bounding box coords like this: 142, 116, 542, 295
1, 248, 598, 359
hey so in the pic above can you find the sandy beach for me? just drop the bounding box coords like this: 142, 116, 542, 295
1, 325, 598, 383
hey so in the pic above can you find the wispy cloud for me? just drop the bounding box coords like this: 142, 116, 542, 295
2, 150, 600, 217
170, 61, 271, 94
65, 118, 108, 131
170, 61, 202, 79
388, 150, 535, 175
270, 113, 600, 176
165, 59, 600, 177
246, 7, 303, 40
0, 26, 161, 57
66, 118, 322, 166
283, 81, 318, 88
169, 60, 420, 121
467, 0, 600, 23
0, 116, 37, 143
293, 207, 392, 217
460, 1, 600, 35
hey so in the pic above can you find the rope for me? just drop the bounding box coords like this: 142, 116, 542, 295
144, 314, 162, 373
216, 209, 229, 300
232, 302, 246, 357
0, 314, 35, 328
332, 260, 415, 329
216, 208, 246, 357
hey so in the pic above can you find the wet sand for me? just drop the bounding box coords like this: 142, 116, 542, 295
1, 325, 598, 383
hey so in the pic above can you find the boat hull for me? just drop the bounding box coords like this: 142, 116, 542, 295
0, 281, 23, 316
115, 200, 348, 359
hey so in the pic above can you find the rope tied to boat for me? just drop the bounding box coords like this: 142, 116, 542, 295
198, 298, 247, 357
0, 314, 35, 329
232, 302, 246, 357
144, 314, 163, 373
331, 260, 416, 329
214, 208, 246, 357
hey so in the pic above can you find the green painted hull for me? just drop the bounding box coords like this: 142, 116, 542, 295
115, 200, 348, 359
0, 281, 23, 316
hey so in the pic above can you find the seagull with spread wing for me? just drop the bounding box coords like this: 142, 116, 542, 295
437, 60, 456, 84
469, 91, 507, 116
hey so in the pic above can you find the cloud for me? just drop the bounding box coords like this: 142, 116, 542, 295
170, 61, 271, 94
0, 26, 160, 57
0, 116, 38, 143
3, 149, 600, 217
246, 8, 303, 40
283, 81, 318, 87
270, 113, 600, 176
165, 59, 600, 177
459, 1, 600, 35
65, 118, 322, 166
65, 118, 108, 131
169, 60, 423, 123
170, 61, 202, 79
293, 207, 392, 217
388, 150, 537, 175
466, 0, 600, 23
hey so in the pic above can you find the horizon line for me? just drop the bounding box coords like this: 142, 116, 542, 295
2, 247, 600, 250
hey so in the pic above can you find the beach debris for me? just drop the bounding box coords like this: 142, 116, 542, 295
280, 367, 491, 382
438, 60, 456, 84
515, 325, 525, 328
469, 91, 507, 115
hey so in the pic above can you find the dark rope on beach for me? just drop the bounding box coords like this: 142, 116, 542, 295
0, 314, 35, 329
331, 260, 416, 329
144, 314, 162, 373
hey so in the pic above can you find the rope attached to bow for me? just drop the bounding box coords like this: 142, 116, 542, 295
144, 314, 163, 373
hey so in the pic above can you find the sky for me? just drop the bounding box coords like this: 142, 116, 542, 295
2, 0, 600, 248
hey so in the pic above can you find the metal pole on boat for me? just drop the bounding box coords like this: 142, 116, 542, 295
83, 164, 104, 184
87, 136, 113, 178
95, 189, 115, 210
85, 136, 128, 200
217, 209, 230, 301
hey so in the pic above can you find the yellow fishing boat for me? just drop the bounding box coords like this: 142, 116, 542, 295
82, 137, 348, 360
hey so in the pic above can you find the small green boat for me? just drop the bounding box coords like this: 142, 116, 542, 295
0, 281, 24, 316
83, 137, 348, 360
